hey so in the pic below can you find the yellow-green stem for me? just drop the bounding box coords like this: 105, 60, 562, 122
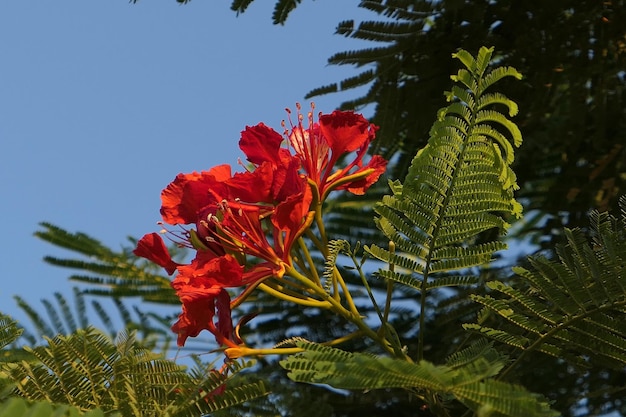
266, 276, 315, 297
297, 236, 322, 286
226, 346, 304, 359
304, 229, 326, 254
383, 241, 395, 325
313, 208, 329, 257
257, 283, 331, 309
286, 265, 399, 358
333, 268, 359, 316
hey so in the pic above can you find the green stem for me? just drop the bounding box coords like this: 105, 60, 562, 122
286, 265, 402, 358
257, 283, 331, 309
382, 241, 395, 326
333, 267, 358, 315
304, 229, 326, 254
313, 207, 329, 257
297, 236, 322, 286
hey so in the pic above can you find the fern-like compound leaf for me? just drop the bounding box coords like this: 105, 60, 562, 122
467, 195, 626, 371
280, 341, 557, 417
35, 223, 179, 305
0, 313, 22, 351
2, 327, 268, 416
366, 46, 522, 301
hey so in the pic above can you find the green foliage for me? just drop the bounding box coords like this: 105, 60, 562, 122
1, 327, 267, 416
0, 397, 114, 417
13, 288, 174, 352
261, 0, 626, 248
171, 0, 626, 242
281, 340, 557, 417
271, 47, 563, 417
230, 0, 303, 25
467, 195, 626, 373
0, 313, 24, 398
22, 1, 626, 407
35, 222, 179, 305
0, 314, 21, 351
364, 46, 521, 360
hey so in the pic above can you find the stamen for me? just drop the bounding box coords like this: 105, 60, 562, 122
156, 223, 194, 249
281, 120, 288, 136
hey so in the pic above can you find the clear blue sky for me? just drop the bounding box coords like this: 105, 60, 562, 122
0, 1, 373, 328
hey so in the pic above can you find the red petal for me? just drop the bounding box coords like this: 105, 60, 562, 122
319, 111, 372, 155
239, 123, 287, 166
171, 295, 216, 346
272, 188, 312, 234
223, 163, 274, 204
337, 155, 388, 195
160, 165, 231, 225
215, 290, 234, 343
170, 255, 241, 347
174, 253, 244, 292
271, 157, 305, 203
133, 233, 179, 275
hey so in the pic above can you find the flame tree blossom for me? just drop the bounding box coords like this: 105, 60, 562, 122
170, 253, 243, 347
134, 107, 388, 348
240, 104, 388, 203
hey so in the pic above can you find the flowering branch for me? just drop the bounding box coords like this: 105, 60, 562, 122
134, 104, 389, 357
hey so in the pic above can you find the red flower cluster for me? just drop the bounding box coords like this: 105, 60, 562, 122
134, 107, 387, 348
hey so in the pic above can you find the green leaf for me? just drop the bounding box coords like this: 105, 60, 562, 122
366, 47, 522, 293
0, 313, 22, 350
3, 327, 268, 416
281, 341, 557, 417
469, 196, 626, 370
0, 397, 115, 417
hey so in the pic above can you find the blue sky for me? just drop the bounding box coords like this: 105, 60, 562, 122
0, 1, 373, 328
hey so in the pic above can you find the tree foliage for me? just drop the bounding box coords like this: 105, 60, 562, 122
1, 313, 268, 417
226, 0, 626, 244
4, 46, 625, 416
4, 1, 626, 416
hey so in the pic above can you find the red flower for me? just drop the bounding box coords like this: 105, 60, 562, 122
213, 203, 286, 276
219, 162, 274, 204
137, 106, 386, 348
133, 233, 179, 275
289, 108, 388, 199
238, 124, 304, 203
160, 164, 231, 226
239, 106, 388, 202
318, 110, 373, 157
239, 123, 292, 168
170, 253, 244, 347
175, 252, 244, 288
211, 162, 313, 274
170, 288, 234, 347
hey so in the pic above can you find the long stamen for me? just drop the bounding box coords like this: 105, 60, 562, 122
156, 221, 194, 249
212, 201, 281, 266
